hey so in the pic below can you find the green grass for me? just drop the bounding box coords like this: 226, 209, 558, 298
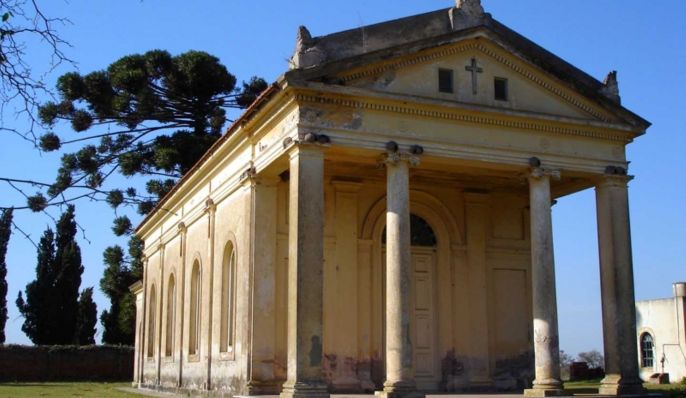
0, 382, 141, 398
1, 381, 683, 398
565, 379, 686, 398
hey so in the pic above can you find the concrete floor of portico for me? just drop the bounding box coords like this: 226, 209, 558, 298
121, 388, 664, 398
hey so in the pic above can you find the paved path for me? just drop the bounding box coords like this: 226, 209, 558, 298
117, 387, 186, 397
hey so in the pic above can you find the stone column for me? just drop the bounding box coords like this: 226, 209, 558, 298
248, 175, 280, 394
525, 167, 564, 397
381, 151, 419, 398
205, 199, 216, 390
156, 244, 165, 386
596, 169, 643, 396
280, 144, 328, 398
177, 223, 187, 387
131, 279, 144, 387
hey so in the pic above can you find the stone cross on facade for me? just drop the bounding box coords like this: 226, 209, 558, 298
465, 57, 483, 95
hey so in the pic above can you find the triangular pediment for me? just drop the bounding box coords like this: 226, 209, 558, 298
285, 13, 650, 131
333, 38, 618, 123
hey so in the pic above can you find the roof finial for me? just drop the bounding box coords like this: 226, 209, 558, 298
600, 70, 621, 104
290, 25, 325, 70
456, 0, 484, 17
296, 25, 313, 50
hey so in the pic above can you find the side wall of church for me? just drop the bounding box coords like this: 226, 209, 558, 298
137, 102, 301, 394
140, 184, 253, 394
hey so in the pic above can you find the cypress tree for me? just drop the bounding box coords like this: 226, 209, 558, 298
100, 237, 142, 345
76, 287, 97, 345
17, 205, 85, 344
0, 209, 13, 344
16, 228, 57, 344
53, 205, 83, 343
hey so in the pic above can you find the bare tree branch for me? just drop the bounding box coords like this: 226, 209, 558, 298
0, 0, 72, 143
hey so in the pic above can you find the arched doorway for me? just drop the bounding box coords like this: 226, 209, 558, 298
382, 214, 439, 388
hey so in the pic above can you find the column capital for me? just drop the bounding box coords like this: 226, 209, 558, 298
287, 142, 327, 160
177, 221, 187, 234
204, 198, 216, 215
283, 132, 331, 154
598, 167, 634, 188
528, 167, 561, 181
239, 163, 281, 188
380, 151, 420, 167
239, 164, 257, 183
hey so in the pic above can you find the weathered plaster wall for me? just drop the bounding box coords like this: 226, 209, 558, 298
269, 178, 534, 393
636, 291, 686, 383
132, 25, 640, 392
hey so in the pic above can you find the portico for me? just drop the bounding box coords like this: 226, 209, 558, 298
132, 1, 650, 397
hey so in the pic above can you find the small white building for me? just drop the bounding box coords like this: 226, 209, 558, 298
635, 282, 686, 383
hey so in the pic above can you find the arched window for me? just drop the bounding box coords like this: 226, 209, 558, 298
189, 261, 201, 356
382, 214, 437, 247
220, 241, 237, 353
147, 285, 156, 358
640, 333, 654, 368
164, 274, 176, 357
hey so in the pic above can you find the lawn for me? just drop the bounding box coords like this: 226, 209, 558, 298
0, 382, 143, 398
0, 381, 684, 398
565, 379, 686, 398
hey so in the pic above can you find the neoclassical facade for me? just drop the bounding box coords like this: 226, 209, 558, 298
131, 1, 650, 397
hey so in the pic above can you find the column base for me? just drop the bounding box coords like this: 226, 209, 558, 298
599, 375, 645, 396
375, 381, 423, 398
248, 380, 283, 395
374, 391, 424, 398
524, 387, 566, 397
280, 381, 329, 398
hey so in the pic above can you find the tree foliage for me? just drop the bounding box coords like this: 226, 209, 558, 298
559, 350, 574, 368
100, 237, 143, 345
0, 208, 12, 343
75, 286, 97, 345
577, 350, 604, 369
6, 49, 266, 345
32, 50, 266, 227
16, 205, 86, 345
559, 349, 574, 381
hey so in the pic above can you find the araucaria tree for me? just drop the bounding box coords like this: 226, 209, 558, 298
0, 209, 13, 343
31, 49, 266, 343
16, 205, 93, 345
34, 50, 266, 221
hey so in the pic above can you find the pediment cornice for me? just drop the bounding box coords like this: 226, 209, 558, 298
291, 84, 638, 143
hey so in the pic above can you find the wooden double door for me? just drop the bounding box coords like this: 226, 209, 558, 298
381, 246, 438, 389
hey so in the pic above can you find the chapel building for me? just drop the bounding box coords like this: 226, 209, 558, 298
131, 1, 651, 397
635, 283, 686, 384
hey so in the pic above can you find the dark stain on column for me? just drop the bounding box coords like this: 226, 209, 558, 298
402, 323, 413, 367
310, 335, 322, 366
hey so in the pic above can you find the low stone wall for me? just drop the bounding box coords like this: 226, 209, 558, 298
0, 345, 133, 382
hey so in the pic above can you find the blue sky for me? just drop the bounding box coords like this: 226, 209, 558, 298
1, 1, 684, 357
